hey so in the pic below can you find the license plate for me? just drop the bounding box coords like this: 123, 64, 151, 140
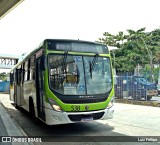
81, 117, 93, 122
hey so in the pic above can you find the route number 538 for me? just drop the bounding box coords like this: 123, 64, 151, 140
71, 105, 80, 111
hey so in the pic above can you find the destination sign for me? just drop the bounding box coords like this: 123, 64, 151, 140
47, 40, 109, 54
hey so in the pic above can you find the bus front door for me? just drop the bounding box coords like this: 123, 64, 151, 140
36, 57, 45, 121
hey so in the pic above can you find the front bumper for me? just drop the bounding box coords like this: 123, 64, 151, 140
102, 105, 114, 120
44, 103, 114, 125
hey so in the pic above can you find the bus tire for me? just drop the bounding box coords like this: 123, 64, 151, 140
29, 98, 37, 123
133, 93, 141, 100
147, 96, 152, 101
15, 104, 20, 109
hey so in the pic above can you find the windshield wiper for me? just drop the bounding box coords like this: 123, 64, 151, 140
61, 51, 68, 74
89, 53, 99, 79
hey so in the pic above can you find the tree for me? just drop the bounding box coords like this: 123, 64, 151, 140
0, 72, 7, 81
99, 31, 127, 48
98, 27, 160, 76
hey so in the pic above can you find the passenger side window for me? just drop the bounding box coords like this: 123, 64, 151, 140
30, 56, 35, 80
24, 61, 28, 81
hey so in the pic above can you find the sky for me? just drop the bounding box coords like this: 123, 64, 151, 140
0, 0, 160, 56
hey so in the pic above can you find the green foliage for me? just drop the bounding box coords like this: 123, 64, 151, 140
99, 27, 160, 72
0, 72, 7, 81
141, 65, 160, 83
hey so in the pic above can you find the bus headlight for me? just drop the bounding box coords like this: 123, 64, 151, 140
107, 97, 114, 109
48, 98, 63, 112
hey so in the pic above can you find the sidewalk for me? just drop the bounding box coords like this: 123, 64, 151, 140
116, 98, 160, 107
0, 102, 33, 145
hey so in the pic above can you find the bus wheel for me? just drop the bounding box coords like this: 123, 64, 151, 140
15, 104, 20, 109
133, 93, 141, 100
147, 96, 152, 101
29, 99, 36, 122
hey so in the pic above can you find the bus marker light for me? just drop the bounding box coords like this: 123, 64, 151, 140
107, 97, 114, 109
52, 105, 62, 112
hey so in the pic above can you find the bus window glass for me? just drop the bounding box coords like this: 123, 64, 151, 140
48, 55, 85, 95
17, 66, 22, 86
27, 59, 30, 80
84, 56, 112, 94
24, 61, 28, 81
48, 55, 112, 95
30, 56, 35, 80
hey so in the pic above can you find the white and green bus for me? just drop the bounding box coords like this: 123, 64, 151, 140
10, 39, 114, 125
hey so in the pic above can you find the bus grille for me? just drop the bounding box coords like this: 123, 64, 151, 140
68, 112, 105, 122
61, 97, 107, 104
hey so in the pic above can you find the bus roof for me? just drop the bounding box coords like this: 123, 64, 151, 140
10, 39, 107, 72
10, 47, 41, 72
44, 39, 105, 45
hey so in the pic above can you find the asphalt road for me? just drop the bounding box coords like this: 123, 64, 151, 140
0, 94, 160, 145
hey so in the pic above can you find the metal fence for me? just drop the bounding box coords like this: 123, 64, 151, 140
114, 72, 159, 102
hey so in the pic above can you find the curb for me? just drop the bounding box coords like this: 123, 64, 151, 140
0, 102, 34, 145
115, 99, 160, 107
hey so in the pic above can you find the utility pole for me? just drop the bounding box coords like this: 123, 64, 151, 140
140, 37, 154, 83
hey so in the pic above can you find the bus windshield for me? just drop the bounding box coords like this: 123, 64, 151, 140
48, 54, 112, 95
